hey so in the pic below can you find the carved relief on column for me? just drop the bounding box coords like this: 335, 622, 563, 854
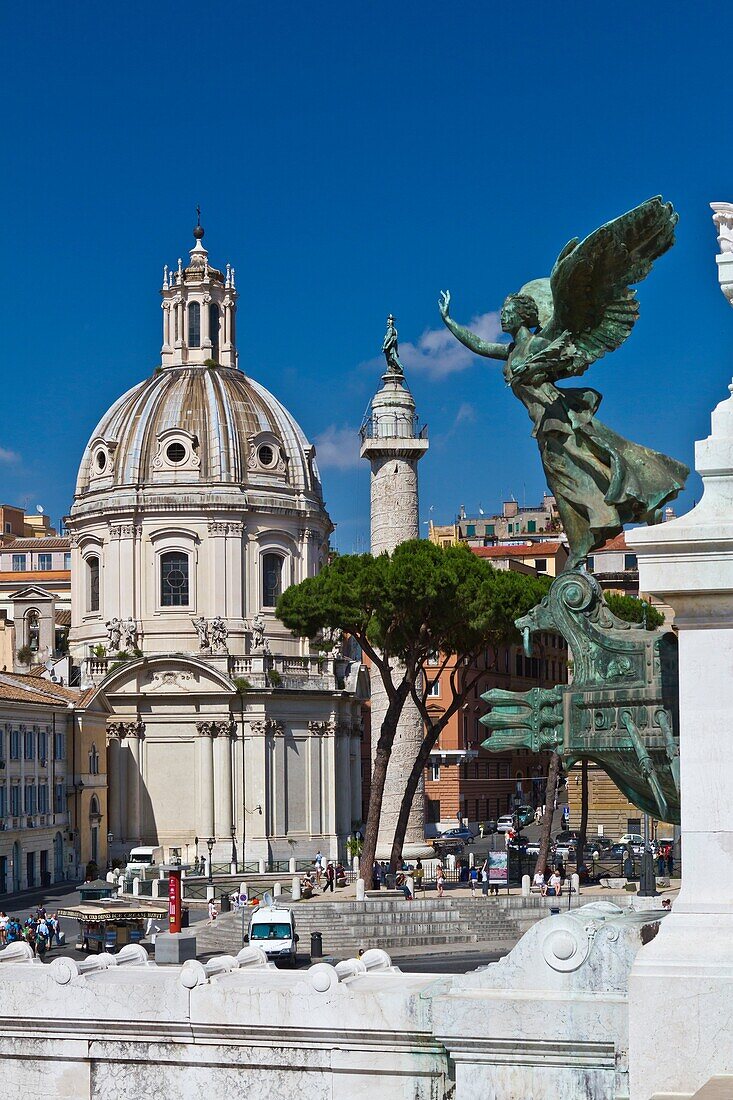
208, 719, 236, 738
251, 718, 284, 737
308, 720, 336, 737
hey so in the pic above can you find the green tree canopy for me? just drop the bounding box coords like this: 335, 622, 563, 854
605, 592, 665, 629
277, 540, 551, 883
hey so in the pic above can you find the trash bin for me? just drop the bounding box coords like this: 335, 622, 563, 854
220, 893, 231, 913
181, 908, 190, 929
311, 931, 323, 959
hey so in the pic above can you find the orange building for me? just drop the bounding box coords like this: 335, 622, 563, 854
424, 636, 569, 831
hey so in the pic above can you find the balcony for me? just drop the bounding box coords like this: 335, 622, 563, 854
81, 650, 352, 693
359, 414, 428, 443
0, 812, 68, 833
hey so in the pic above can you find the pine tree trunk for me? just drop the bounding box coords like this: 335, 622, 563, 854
576, 759, 589, 873
359, 683, 409, 892
534, 752, 561, 877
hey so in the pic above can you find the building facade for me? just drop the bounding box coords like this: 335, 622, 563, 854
0, 535, 72, 672
66, 223, 365, 865
0, 672, 108, 893
424, 630, 569, 830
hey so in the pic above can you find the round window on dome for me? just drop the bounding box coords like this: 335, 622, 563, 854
166, 442, 187, 465
95, 450, 107, 473
258, 444, 275, 468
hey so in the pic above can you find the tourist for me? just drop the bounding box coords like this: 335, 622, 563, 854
480, 859, 489, 897
314, 850, 324, 885
666, 843, 675, 877
324, 861, 335, 892
548, 869, 562, 898
0, 911, 7, 947
479, 821, 485, 838
469, 865, 478, 898
533, 868, 547, 897
661, 898, 672, 911
657, 844, 666, 876
207, 898, 217, 924
436, 862, 445, 898
413, 859, 424, 896
404, 867, 414, 901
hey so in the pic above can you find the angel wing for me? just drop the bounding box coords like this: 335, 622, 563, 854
540, 196, 677, 370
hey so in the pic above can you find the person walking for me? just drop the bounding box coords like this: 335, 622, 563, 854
413, 859, 424, 896
314, 850, 323, 886
436, 862, 445, 898
207, 898, 217, 924
324, 861, 335, 893
479, 821, 485, 839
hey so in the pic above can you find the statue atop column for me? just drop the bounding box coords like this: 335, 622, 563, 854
381, 314, 404, 379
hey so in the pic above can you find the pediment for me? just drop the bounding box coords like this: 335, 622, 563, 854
99, 654, 236, 700
9, 585, 55, 602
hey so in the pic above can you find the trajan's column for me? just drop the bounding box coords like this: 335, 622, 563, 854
360, 316, 433, 860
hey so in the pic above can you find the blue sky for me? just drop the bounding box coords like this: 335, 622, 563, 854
0, 2, 731, 550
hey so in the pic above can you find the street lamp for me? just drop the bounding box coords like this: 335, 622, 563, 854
230, 825, 237, 869
106, 832, 113, 871
207, 837, 215, 884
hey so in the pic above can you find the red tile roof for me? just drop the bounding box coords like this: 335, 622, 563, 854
471, 542, 565, 559
0, 672, 94, 707
592, 533, 628, 552
1, 537, 70, 550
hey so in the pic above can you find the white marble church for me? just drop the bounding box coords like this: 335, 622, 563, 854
66, 222, 366, 864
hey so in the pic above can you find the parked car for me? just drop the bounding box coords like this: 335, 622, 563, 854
437, 826, 476, 845
507, 833, 531, 853
496, 815, 515, 833
584, 836, 612, 858
615, 833, 645, 855
610, 842, 640, 859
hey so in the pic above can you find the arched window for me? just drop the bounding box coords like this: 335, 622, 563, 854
209, 304, 219, 360
88, 555, 100, 612
188, 301, 201, 348
89, 795, 100, 817
88, 743, 99, 775
262, 552, 284, 607
161, 551, 190, 606
26, 610, 40, 652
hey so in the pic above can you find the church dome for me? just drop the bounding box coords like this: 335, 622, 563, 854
73, 364, 322, 500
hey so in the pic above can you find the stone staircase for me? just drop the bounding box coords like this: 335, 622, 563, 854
195, 895, 528, 958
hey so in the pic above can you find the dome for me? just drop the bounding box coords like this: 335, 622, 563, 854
73, 364, 322, 501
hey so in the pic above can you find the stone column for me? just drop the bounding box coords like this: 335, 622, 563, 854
336, 723, 352, 836
196, 722, 215, 840
628, 376, 733, 1093
107, 727, 122, 840
350, 725, 363, 824
214, 722, 234, 841
360, 363, 432, 861
126, 722, 143, 844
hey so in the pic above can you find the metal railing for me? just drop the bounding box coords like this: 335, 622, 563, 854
359, 414, 428, 443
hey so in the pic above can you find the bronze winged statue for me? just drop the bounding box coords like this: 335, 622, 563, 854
439, 197, 689, 568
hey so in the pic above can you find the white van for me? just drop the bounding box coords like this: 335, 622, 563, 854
126, 846, 163, 876
247, 904, 298, 967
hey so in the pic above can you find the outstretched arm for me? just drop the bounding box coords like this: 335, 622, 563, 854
438, 291, 509, 361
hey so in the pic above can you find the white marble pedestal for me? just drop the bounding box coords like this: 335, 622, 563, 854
628, 376, 733, 1099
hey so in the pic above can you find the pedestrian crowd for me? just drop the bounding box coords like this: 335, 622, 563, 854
0, 908, 62, 957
